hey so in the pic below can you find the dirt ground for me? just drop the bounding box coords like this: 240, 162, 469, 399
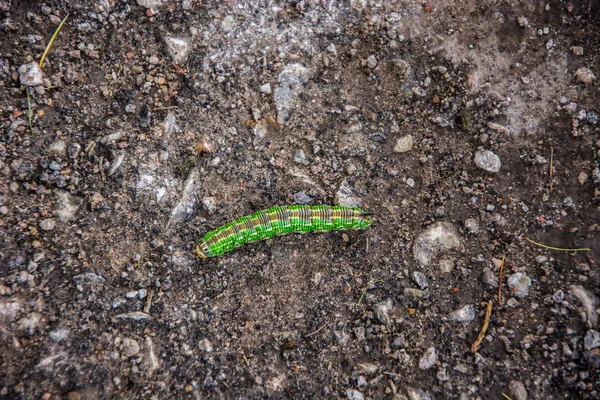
1, 0, 599, 399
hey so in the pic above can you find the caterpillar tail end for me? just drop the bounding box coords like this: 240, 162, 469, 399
195, 244, 207, 259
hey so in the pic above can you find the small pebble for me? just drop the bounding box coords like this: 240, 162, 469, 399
18, 62, 44, 86
393, 135, 414, 153
126, 291, 138, 299
572, 46, 584, 55
412, 271, 428, 289
406, 178, 415, 188
474, 150, 502, 173
507, 272, 532, 298
576, 67, 596, 84
366, 55, 377, 69
294, 191, 313, 205
418, 347, 437, 369
40, 218, 56, 231
450, 305, 476, 323
259, 83, 272, 94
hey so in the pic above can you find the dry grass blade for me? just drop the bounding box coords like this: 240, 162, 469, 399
525, 237, 590, 252
471, 300, 493, 353
498, 254, 505, 304
357, 279, 383, 306
501, 393, 513, 400
39, 13, 70, 68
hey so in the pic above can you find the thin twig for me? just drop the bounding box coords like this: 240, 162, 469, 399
498, 254, 505, 304
501, 393, 513, 400
305, 321, 329, 338
39, 13, 70, 68
144, 291, 153, 314
471, 300, 493, 353
26, 90, 34, 136
525, 237, 590, 252
549, 146, 554, 192
242, 353, 250, 366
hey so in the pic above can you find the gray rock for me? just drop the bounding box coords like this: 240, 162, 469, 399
413, 222, 461, 266
39, 218, 56, 231
346, 122, 363, 134
584, 330, 600, 350
202, 196, 216, 214
19, 62, 44, 86
293, 149, 309, 165
274, 64, 310, 124
366, 55, 377, 69
576, 67, 596, 83
293, 191, 313, 205
474, 150, 501, 173
121, 338, 140, 357
464, 218, 480, 233
482, 267, 499, 289
405, 388, 433, 400
48, 140, 66, 157
116, 312, 151, 321
450, 305, 476, 323
509, 380, 527, 400
221, 15, 236, 32
571, 285, 599, 328
393, 135, 413, 153
356, 363, 378, 375
374, 299, 393, 326
126, 291, 138, 299
54, 190, 81, 222
68, 143, 81, 159
418, 347, 437, 370
138, 289, 148, 300
49, 328, 70, 342
507, 273, 532, 298
336, 179, 361, 208
587, 111, 598, 125
259, 83, 272, 94
346, 389, 364, 400
164, 36, 191, 64
137, 0, 165, 7
169, 169, 199, 224
412, 271, 428, 289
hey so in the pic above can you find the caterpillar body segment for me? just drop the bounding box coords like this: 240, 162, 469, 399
195, 205, 372, 258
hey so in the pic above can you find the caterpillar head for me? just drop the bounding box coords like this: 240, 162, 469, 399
195, 240, 211, 259
357, 212, 373, 229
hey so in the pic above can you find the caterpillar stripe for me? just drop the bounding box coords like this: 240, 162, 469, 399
195, 205, 372, 258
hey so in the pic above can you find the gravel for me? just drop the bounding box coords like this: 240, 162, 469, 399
1, 1, 598, 399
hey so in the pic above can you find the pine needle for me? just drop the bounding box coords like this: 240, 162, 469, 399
525, 237, 590, 252
39, 13, 70, 68
501, 393, 513, 400
471, 300, 492, 353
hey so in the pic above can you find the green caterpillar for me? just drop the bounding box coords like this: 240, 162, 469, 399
196, 205, 372, 258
